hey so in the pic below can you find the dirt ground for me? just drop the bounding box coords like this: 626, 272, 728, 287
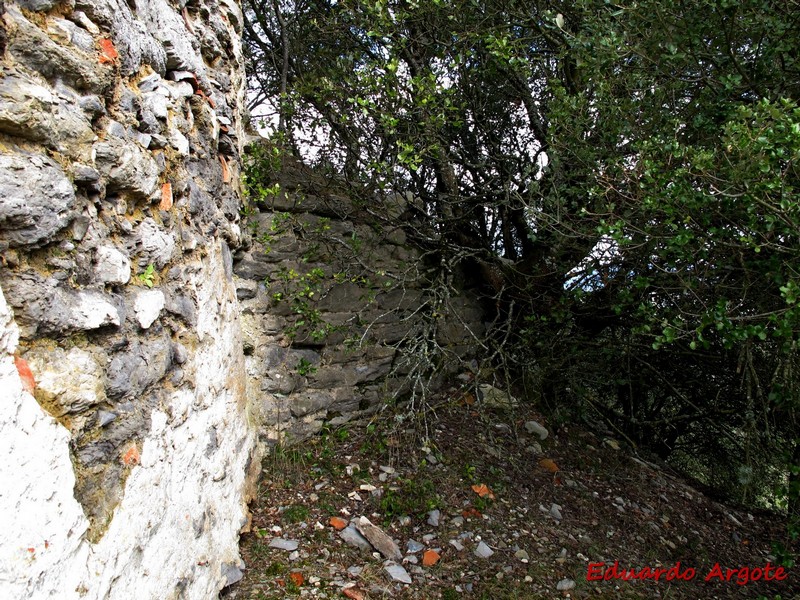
223, 395, 798, 599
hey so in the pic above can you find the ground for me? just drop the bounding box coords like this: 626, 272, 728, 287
222, 393, 797, 600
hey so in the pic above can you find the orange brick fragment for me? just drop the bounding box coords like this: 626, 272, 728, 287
14, 356, 35, 394
538, 458, 559, 473
98, 38, 118, 64
160, 182, 173, 211
422, 549, 441, 566
461, 507, 482, 519
329, 517, 347, 531
219, 155, 231, 183
343, 587, 366, 600
289, 572, 304, 587
122, 444, 140, 466
471, 483, 495, 499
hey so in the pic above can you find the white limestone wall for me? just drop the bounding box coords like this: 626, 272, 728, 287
0, 0, 259, 595
0, 287, 93, 597
0, 245, 257, 599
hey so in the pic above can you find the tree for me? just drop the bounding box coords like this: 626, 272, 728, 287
243, 0, 800, 541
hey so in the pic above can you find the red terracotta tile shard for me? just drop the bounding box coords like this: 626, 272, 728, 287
195, 88, 216, 108
471, 483, 495, 499
177, 72, 200, 91
98, 38, 119, 64
14, 356, 35, 394
289, 572, 304, 586
122, 444, 140, 466
422, 549, 441, 566
160, 182, 173, 211
461, 507, 482, 519
329, 517, 347, 530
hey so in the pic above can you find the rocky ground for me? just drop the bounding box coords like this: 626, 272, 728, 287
222, 392, 797, 600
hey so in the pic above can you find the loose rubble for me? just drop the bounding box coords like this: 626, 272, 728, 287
227, 399, 796, 599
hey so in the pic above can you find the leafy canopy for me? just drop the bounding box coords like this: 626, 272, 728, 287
244, 0, 800, 540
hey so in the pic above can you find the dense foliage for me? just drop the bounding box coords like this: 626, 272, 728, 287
243, 0, 800, 550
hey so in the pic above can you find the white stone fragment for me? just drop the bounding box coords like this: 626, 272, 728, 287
384, 561, 412, 584
557, 578, 576, 591
339, 524, 372, 552
474, 541, 494, 558
138, 218, 176, 268
70, 291, 120, 329
524, 420, 549, 440
138, 73, 163, 93
170, 128, 190, 156
268, 538, 299, 551
134, 289, 165, 329
550, 503, 563, 521
143, 91, 169, 119
167, 80, 195, 99
95, 245, 131, 284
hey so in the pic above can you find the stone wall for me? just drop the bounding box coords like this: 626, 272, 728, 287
0, 0, 489, 593
0, 0, 259, 597
234, 162, 486, 445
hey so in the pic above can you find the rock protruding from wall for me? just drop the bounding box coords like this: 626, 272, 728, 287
0, 0, 258, 597
235, 158, 486, 444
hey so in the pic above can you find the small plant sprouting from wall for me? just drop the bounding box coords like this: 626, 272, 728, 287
270, 265, 343, 344
295, 357, 316, 376
135, 264, 156, 288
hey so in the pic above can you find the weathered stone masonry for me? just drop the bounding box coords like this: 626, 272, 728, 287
0, 0, 259, 597
0, 0, 488, 595
234, 163, 486, 445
